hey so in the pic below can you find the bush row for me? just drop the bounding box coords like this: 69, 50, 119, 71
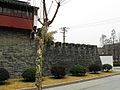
21, 64, 112, 81
0, 64, 112, 82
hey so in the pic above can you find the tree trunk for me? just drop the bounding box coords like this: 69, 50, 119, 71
35, 1, 61, 89
35, 25, 48, 90
35, 38, 43, 90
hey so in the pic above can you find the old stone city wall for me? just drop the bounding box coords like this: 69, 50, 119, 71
43, 42, 102, 75
0, 28, 102, 78
0, 28, 36, 78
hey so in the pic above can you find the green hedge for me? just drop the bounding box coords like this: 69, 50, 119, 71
113, 62, 120, 66
0, 68, 10, 82
70, 64, 86, 76
102, 64, 112, 72
88, 64, 101, 73
22, 67, 36, 82
51, 66, 66, 78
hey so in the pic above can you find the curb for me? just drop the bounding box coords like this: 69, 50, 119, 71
18, 73, 120, 90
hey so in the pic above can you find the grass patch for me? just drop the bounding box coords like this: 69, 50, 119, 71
0, 79, 35, 90
0, 71, 119, 90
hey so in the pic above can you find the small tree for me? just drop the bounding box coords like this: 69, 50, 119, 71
102, 64, 112, 72
88, 64, 101, 73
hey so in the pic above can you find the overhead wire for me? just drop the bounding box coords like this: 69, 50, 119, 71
48, 1, 53, 15
60, 0, 72, 6
69, 17, 120, 29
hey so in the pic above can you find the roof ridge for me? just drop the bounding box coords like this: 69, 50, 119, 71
0, 0, 29, 6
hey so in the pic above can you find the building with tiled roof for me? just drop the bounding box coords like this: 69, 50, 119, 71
0, 0, 38, 30
0, 0, 38, 78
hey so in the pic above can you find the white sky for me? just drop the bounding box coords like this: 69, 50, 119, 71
21, 0, 120, 47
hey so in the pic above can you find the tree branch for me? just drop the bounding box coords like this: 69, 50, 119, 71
48, 2, 60, 26
43, 0, 48, 22
38, 18, 43, 25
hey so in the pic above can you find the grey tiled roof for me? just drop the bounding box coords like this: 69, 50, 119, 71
0, 0, 29, 6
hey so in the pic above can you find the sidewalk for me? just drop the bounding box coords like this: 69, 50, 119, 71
113, 67, 120, 71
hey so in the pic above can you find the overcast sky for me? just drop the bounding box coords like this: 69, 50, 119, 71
21, 0, 120, 47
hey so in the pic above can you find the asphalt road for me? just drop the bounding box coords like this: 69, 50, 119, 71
43, 75, 120, 90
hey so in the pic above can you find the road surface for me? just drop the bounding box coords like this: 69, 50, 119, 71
43, 75, 120, 90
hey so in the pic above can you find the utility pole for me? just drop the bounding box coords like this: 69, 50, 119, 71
60, 27, 69, 43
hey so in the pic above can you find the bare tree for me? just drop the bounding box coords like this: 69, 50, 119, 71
100, 34, 107, 47
111, 29, 118, 60
111, 29, 116, 44
35, 0, 68, 90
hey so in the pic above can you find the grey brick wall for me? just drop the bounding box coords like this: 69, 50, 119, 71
0, 28, 36, 78
43, 42, 102, 75
0, 28, 102, 78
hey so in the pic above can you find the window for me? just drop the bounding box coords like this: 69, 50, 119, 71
0, 7, 2, 13
22, 11, 26, 18
26, 11, 29, 16
28, 12, 32, 16
10, 9, 14, 16
2, 8, 11, 15
18, 10, 22, 17
7, 8, 11, 15
14, 10, 18, 16
29, 12, 33, 19
3, 8, 7, 14
34, 10, 37, 15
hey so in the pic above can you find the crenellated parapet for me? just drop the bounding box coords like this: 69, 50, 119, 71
45, 41, 97, 49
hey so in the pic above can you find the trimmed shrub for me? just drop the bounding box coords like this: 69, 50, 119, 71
0, 68, 10, 82
70, 64, 86, 76
102, 64, 112, 72
113, 62, 120, 66
22, 67, 36, 82
88, 64, 101, 73
51, 66, 66, 78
